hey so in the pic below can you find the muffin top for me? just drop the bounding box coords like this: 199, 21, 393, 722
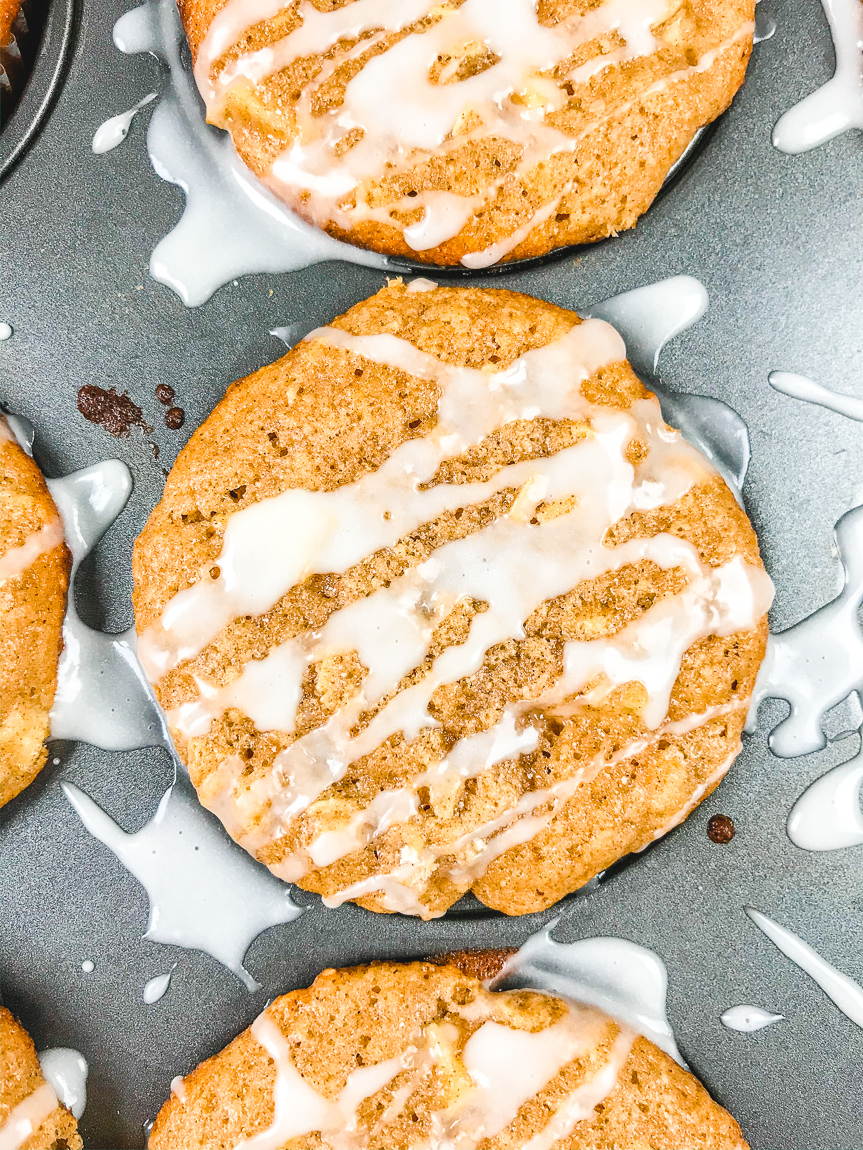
0, 420, 70, 808
134, 282, 772, 918
0, 1007, 82, 1150
180, 0, 755, 265
149, 956, 748, 1149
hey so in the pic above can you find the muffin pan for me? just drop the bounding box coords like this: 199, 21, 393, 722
1, 0, 862, 1146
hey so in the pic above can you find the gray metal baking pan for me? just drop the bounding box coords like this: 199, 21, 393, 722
1, 0, 862, 1146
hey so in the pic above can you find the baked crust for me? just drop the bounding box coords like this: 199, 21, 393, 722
178, 0, 755, 265
0, 1007, 82, 1150
148, 957, 748, 1149
0, 424, 70, 807
133, 282, 769, 918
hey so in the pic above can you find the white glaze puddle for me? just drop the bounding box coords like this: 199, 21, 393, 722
38, 1049, 88, 1120
81, 960, 95, 973
92, 93, 157, 154
113, 0, 387, 307
143, 968, 174, 1004
584, 276, 749, 497
0, 322, 12, 340
773, 0, 863, 154
490, 917, 683, 1064
62, 780, 302, 990
47, 461, 169, 752
719, 1005, 783, 1032
787, 729, 863, 851
746, 907, 863, 1029
747, 503, 863, 756
768, 370, 863, 422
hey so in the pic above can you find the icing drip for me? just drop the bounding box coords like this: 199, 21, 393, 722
138, 311, 771, 912
193, 0, 754, 265
719, 1005, 783, 1033
48, 462, 169, 751
745, 908, 863, 1030
235, 998, 631, 1149
490, 919, 682, 1063
773, 0, 863, 154
0, 1083, 59, 1150
747, 503, 863, 757
0, 515, 64, 584
62, 781, 302, 990
113, 0, 387, 308
584, 277, 750, 499
38, 1049, 88, 1121
92, 93, 157, 154
143, 969, 174, 1004
787, 730, 863, 851
768, 370, 863, 422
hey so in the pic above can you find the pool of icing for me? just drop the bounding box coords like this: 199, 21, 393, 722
0, 0, 861, 1146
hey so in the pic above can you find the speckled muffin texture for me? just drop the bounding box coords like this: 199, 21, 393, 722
0, 422, 70, 807
149, 956, 748, 1149
180, 0, 755, 266
0, 1007, 82, 1150
133, 282, 771, 919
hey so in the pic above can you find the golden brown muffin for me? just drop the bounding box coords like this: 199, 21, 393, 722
180, 0, 755, 267
133, 282, 772, 918
0, 1007, 82, 1150
0, 0, 21, 45
0, 420, 70, 807
149, 957, 748, 1149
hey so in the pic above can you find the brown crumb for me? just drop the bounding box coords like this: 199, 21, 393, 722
77, 385, 147, 437
165, 406, 185, 430
155, 383, 175, 405
707, 814, 735, 843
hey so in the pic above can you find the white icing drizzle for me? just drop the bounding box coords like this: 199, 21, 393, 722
138, 311, 771, 913
62, 780, 302, 990
745, 907, 863, 1030
719, 1005, 783, 1033
520, 1030, 634, 1150
48, 461, 169, 751
0, 515, 64, 584
92, 92, 157, 154
490, 918, 683, 1063
193, 0, 754, 267
143, 969, 174, 1004
772, 0, 863, 154
38, 1049, 88, 1121
113, 0, 387, 308
747, 503, 863, 756
235, 999, 631, 1149
0, 1083, 59, 1150
583, 277, 750, 499
170, 1075, 187, 1103
0, 415, 65, 585
787, 729, 863, 851
768, 370, 863, 422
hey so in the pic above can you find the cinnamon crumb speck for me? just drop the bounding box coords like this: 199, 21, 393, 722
77, 385, 147, 437
165, 406, 185, 430
707, 814, 735, 844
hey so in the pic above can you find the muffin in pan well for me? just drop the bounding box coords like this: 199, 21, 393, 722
132, 281, 773, 919
0, 419, 70, 807
0, 1007, 82, 1150
149, 953, 748, 1149
179, 0, 756, 268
